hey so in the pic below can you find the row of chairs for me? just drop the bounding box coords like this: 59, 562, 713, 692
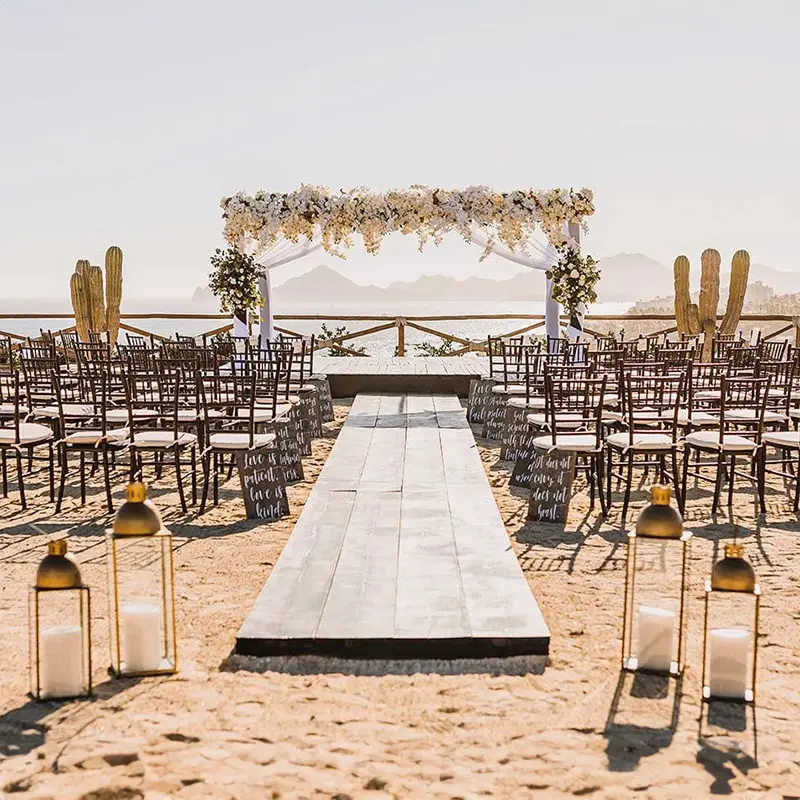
0, 333, 324, 514
481, 334, 800, 520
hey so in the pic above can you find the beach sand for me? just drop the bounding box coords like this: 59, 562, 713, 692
0, 398, 798, 799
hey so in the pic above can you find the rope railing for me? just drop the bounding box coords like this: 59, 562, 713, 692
3, 312, 800, 355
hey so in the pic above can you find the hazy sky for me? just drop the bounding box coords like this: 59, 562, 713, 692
1, 0, 798, 299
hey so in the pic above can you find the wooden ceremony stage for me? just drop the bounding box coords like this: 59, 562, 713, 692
236, 392, 549, 659
313, 356, 489, 398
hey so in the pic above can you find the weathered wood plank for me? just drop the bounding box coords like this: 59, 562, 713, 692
316, 490, 402, 639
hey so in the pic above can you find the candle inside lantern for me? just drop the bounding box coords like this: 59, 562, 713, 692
39, 624, 83, 698
709, 627, 750, 699
121, 601, 162, 673
636, 605, 675, 672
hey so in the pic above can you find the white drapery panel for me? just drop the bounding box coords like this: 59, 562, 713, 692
252, 238, 322, 340
466, 229, 564, 344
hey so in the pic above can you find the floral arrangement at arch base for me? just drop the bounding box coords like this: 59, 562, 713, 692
208, 247, 264, 319
546, 245, 601, 323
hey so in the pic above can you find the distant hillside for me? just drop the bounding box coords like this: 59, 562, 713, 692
191, 253, 676, 306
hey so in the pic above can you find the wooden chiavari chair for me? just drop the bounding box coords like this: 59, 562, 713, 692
530, 373, 609, 513
54, 372, 128, 513
605, 373, 687, 519
682, 376, 771, 514
0, 371, 55, 509
124, 367, 197, 512
198, 371, 281, 513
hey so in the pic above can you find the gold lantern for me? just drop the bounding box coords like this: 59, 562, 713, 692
29, 540, 92, 700
106, 481, 177, 677
621, 485, 692, 676
701, 543, 760, 703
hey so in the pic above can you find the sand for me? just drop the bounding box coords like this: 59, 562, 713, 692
0, 398, 798, 799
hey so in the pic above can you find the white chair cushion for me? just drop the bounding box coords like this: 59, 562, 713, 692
527, 413, 586, 430
0, 423, 53, 445
726, 409, 787, 423
176, 408, 223, 422
491, 384, 526, 396
685, 431, 758, 452
64, 427, 129, 445
0, 403, 28, 417
37, 403, 94, 419
606, 432, 675, 451
133, 430, 197, 448
508, 396, 546, 410
106, 408, 159, 423
209, 432, 276, 450
665, 410, 719, 426
532, 434, 599, 453
237, 404, 293, 423
695, 389, 722, 401
763, 431, 800, 450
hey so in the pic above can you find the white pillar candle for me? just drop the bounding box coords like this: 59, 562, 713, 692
121, 601, 162, 673
39, 624, 84, 698
636, 605, 676, 672
709, 627, 750, 699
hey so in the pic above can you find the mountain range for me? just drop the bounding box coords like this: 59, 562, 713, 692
191, 253, 800, 306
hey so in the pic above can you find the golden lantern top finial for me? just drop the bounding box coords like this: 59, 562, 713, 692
36, 539, 82, 589
710, 542, 756, 592
112, 481, 162, 536
635, 485, 684, 539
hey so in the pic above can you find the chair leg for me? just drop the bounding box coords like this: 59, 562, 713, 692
175, 447, 187, 514
605, 447, 613, 511
596, 453, 608, 516
15, 449, 26, 510
213, 452, 219, 506
56, 446, 68, 513
190, 447, 197, 506
79, 451, 86, 505
671, 449, 684, 514
2, 449, 7, 497
727, 454, 736, 507
102, 448, 113, 514
621, 453, 633, 525
48, 442, 55, 503
757, 448, 767, 515
712, 450, 725, 515
199, 453, 211, 514
793, 449, 800, 512
588, 456, 596, 510
681, 446, 691, 514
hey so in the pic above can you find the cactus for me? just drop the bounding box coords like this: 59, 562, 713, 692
68, 248, 124, 342
720, 250, 750, 335
70, 271, 91, 341
105, 246, 123, 344
673, 249, 750, 360
87, 265, 106, 332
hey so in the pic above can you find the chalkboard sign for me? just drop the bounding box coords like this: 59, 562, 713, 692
274, 418, 304, 483
483, 391, 509, 440
310, 376, 334, 422
467, 378, 496, 424
500, 404, 537, 462
236, 448, 290, 521
510, 434, 538, 487
527, 449, 575, 523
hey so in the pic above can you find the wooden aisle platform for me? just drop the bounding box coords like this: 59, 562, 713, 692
314, 356, 489, 398
235, 392, 550, 659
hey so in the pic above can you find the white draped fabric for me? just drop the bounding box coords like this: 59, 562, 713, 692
466, 227, 587, 346
250, 238, 322, 339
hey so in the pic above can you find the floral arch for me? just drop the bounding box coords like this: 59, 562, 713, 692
218, 184, 598, 345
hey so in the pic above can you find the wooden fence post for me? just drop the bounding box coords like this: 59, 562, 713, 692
794, 316, 800, 349
396, 317, 406, 356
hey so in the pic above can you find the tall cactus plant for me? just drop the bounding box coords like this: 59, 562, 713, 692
68, 247, 124, 342
105, 246, 123, 345
673, 248, 749, 360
